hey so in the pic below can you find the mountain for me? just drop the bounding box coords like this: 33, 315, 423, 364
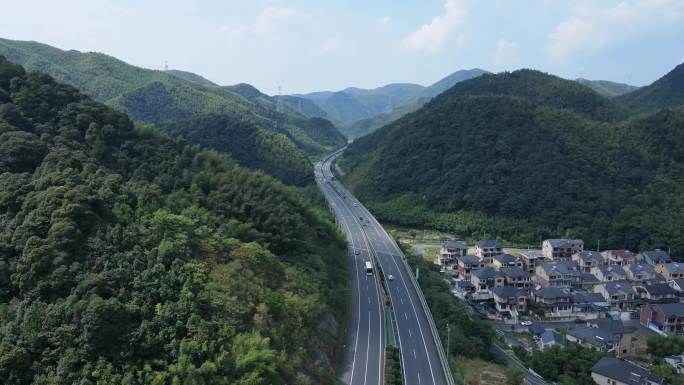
0, 56, 347, 384
166, 69, 218, 87
421, 68, 490, 97
616, 63, 684, 112
276, 95, 330, 119
339, 69, 684, 256
0, 38, 346, 185
575, 78, 639, 98
295, 68, 488, 138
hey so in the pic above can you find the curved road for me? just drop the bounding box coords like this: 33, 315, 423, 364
315, 153, 383, 385
317, 149, 452, 385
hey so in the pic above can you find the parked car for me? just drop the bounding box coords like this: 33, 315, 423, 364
520, 320, 533, 326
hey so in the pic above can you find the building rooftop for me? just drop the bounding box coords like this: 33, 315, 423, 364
661, 262, 684, 273
638, 249, 672, 264
442, 240, 467, 250
627, 263, 658, 275
460, 255, 481, 265
472, 267, 504, 280
651, 303, 684, 317
520, 249, 545, 259
540, 261, 581, 276
596, 265, 628, 277
576, 250, 604, 262
591, 357, 663, 385
493, 253, 518, 264
639, 283, 677, 296
492, 286, 527, 298
476, 240, 503, 249
533, 286, 571, 300
581, 273, 600, 284
540, 330, 565, 345
602, 281, 635, 296
568, 326, 618, 348
545, 239, 583, 248
602, 249, 635, 259
500, 266, 530, 278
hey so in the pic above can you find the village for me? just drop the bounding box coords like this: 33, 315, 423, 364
434, 238, 684, 384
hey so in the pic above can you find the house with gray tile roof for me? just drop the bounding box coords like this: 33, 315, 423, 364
535, 261, 582, 288
457, 255, 485, 280
640, 303, 684, 336
637, 250, 672, 266
591, 357, 663, 385
625, 264, 664, 284
567, 325, 619, 351
656, 262, 684, 281
491, 253, 523, 269
543, 239, 584, 261
500, 266, 532, 289
475, 240, 503, 262
470, 267, 505, 291
520, 249, 548, 274
592, 265, 628, 282
633, 283, 678, 304
594, 281, 636, 310
573, 250, 606, 272
538, 330, 565, 350
603, 249, 638, 266
438, 240, 467, 268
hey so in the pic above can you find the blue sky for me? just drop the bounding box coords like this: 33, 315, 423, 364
1, 0, 683, 94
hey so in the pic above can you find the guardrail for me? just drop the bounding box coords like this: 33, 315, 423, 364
375, 221, 456, 385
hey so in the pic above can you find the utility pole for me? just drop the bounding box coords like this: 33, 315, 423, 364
164, 60, 168, 71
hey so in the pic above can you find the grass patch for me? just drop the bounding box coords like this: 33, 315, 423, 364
455, 359, 515, 385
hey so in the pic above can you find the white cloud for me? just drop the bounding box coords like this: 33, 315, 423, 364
402, 0, 470, 52
548, 0, 684, 61
548, 17, 603, 61
493, 38, 519, 69
231, 6, 310, 38
379, 16, 392, 29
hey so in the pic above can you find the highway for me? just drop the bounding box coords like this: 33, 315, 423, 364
314, 151, 383, 385
316, 149, 452, 385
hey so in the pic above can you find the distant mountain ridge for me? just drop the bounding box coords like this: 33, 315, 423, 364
294, 68, 489, 138
616, 63, 684, 112
575, 78, 639, 98
0, 38, 346, 185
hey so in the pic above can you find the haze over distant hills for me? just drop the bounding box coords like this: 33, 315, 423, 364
0, 38, 346, 185
339, 66, 684, 255
293, 68, 489, 138
575, 78, 639, 98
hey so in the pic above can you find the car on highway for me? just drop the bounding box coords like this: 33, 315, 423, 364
354, 250, 360, 255
387, 274, 394, 281
520, 320, 533, 326
353, 203, 358, 207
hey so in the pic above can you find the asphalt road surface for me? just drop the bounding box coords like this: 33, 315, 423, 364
315, 151, 383, 385
316, 149, 452, 385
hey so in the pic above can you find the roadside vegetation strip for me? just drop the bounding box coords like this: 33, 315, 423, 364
385, 346, 403, 385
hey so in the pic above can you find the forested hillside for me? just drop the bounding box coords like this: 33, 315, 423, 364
339, 69, 684, 256
617, 63, 684, 112
0, 38, 346, 184
0, 57, 348, 385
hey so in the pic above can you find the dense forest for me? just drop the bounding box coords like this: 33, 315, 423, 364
162, 114, 314, 186
0, 38, 346, 185
0, 56, 349, 385
340, 68, 684, 256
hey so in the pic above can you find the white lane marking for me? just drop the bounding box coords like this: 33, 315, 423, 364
400, 297, 404, 304
418, 372, 422, 384
368, 297, 371, 304
373, 224, 438, 385
363, 313, 371, 385
404, 313, 408, 320
409, 329, 413, 338
322, 154, 383, 385
413, 348, 417, 359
